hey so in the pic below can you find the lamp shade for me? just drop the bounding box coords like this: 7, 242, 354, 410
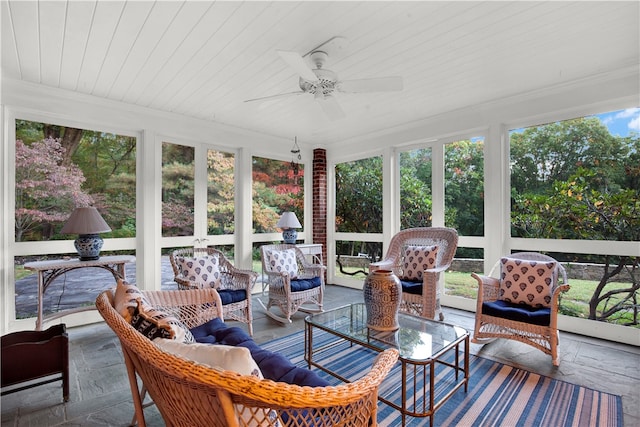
276, 212, 301, 229
276, 212, 301, 244
60, 207, 111, 234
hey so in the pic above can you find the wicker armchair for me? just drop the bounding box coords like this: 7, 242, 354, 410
259, 244, 326, 323
95, 288, 398, 427
170, 247, 257, 335
472, 252, 570, 366
369, 227, 458, 320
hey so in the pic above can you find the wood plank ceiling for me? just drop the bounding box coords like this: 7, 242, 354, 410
2, 1, 638, 146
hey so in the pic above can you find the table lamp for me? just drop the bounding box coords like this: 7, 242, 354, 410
276, 212, 302, 244
60, 207, 112, 260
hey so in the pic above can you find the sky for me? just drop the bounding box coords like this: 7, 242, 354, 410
509, 107, 640, 137
594, 108, 640, 137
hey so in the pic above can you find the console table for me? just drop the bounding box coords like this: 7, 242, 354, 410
24, 255, 135, 330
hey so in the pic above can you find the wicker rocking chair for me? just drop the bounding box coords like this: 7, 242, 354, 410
472, 252, 570, 366
95, 288, 398, 427
369, 227, 459, 321
259, 244, 326, 323
170, 247, 257, 335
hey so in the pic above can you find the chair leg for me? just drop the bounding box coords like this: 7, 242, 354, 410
551, 330, 560, 366
123, 350, 147, 427
246, 306, 253, 336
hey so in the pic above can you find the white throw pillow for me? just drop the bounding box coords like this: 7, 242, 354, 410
266, 249, 299, 278
401, 245, 438, 281
499, 257, 556, 308
154, 339, 262, 378
177, 255, 222, 288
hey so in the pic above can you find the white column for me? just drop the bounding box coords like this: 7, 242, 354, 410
235, 147, 253, 270
484, 123, 508, 273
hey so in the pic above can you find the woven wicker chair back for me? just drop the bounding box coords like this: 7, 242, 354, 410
487, 251, 568, 286
169, 247, 257, 335
383, 227, 459, 273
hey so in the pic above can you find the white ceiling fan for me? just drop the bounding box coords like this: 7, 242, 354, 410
245, 39, 403, 121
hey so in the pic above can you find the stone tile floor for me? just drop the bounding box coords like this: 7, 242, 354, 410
2, 285, 639, 426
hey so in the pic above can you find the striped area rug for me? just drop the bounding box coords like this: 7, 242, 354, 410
261, 330, 623, 427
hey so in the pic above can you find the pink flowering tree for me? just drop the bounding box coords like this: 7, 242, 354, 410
15, 138, 93, 241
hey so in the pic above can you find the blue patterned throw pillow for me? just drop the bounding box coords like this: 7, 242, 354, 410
177, 255, 222, 288
266, 249, 299, 278
401, 245, 438, 281
499, 257, 556, 308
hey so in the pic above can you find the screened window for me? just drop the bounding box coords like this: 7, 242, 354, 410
510, 110, 638, 241
445, 138, 484, 237
207, 149, 235, 235
14, 119, 137, 320
162, 142, 195, 237
509, 108, 639, 327
335, 156, 382, 233
400, 148, 433, 228
15, 120, 136, 241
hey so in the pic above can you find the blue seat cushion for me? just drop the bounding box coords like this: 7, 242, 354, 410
482, 300, 551, 326
217, 289, 247, 305
190, 318, 329, 387
290, 276, 322, 292
400, 279, 422, 295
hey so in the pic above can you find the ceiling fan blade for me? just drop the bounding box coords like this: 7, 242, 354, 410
338, 76, 404, 93
244, 91, 305, 103
277, 50, 318, 82
317, 95, 346, 121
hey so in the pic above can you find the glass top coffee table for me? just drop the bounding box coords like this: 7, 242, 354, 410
305, 303, 469, 427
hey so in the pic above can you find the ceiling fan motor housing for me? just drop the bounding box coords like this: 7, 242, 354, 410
299, 68, 337, 96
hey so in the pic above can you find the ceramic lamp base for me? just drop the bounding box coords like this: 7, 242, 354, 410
75, 234, 104, 261
282, 229, 298, 244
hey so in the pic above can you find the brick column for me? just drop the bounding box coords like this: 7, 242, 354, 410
312, 149, 327, 270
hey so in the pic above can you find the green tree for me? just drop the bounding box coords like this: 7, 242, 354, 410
510, 118, 625, 196
335, 157, 383, 234
444, 140, 485, 237
73, 131, 136, 234
162, 153, 195, 236
335, 157, 383, 258
400, 149, 433, 229
207, 150, 235, 235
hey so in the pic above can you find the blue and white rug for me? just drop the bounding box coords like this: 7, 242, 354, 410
261, 330, 623, 427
